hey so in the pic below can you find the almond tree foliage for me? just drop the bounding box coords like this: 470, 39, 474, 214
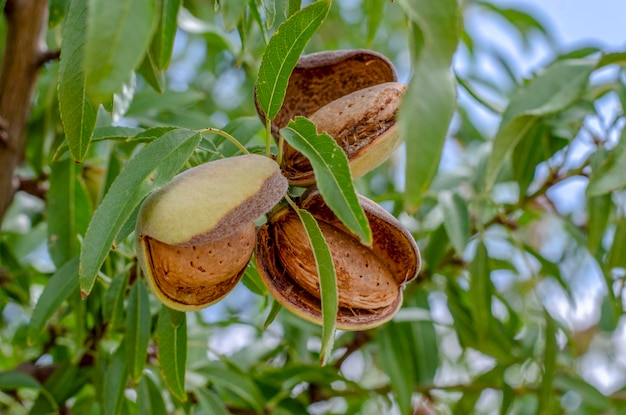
1, 0, 626, 414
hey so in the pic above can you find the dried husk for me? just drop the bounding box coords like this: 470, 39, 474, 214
282, 82, 406, 186
136, 154, 288, 311
255, 190, 421, 330
255, 49, 397, 135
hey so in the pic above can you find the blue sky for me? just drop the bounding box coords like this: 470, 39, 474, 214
504, 0, 625, 49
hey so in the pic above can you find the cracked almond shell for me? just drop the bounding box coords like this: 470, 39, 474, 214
282, 82, 407, 186
255, 189, 421, 330
135, 154, 288, 311
255, 49, 397, 136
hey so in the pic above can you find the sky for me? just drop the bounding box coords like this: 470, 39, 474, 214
503, 0, 625, 50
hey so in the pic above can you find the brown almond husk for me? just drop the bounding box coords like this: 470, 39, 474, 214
255, 49, 397, 136
282, 82, 406, 186
255, 190, 421, 330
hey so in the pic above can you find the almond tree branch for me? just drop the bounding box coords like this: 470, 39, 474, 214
0, 0, 51, 224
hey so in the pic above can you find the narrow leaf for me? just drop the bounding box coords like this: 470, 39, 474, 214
587, 193, 611, 256
126, 279, 151, 381
296, 208, 337, 365
196, 364, 264, 412
260, 0, 276, 28
377, 322, 413, 415
0, 371, 41, 390
104, 343, 129, 415
399, 0, 459, 209
137, 373, 168, 415
264, 298, 283, 329
28, 258, 79, 344
587, 129, 626, 196
194, 388, 230, 415
485, 59, 597, 189
538, 310, 557, 414
85, 0, 157, 102
219, 0, 246, 30
287, 0, 302, 17
470, 240, 492, 341
256, 0, 330, 120
607, 216, 626, 270
439, 191, 470, 255
157, 307, 187, 402
151, 0, 181, 69
79, 129, 201, 296
48, 159, 92, 267
377, 293, 438, 415
363, 0, 385, 46
103, 270, 130, 330
58, 0, 98, 162
553, 375, 610, 410
282, 117, 371, 244
138, 50, 166, 94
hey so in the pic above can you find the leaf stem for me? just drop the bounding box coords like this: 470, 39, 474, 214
265, 117, 272, 157
199, 128, 249, 155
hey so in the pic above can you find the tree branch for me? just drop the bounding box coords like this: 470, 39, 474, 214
0, 0, 50, 225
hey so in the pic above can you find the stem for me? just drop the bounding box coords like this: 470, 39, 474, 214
200, 128, 249, 155
265, 117, 272, 157
0, 0, 52, 225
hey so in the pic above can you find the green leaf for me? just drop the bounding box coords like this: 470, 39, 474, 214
193, 388, 230, 415
263, 298, 283, 329
126, 279, 151, 381
470, 240, 492, 342
255, 0, 330, 120
398, 0, 460, 209
138, 50, 166, 94
85, 0, 158, 102
79, 129, 201, 296
295, 208, 337, 365
377, 322, 413, 414
538, 310, 557, 414
485, 59, 597, 189
587, 193, 611, 256
157, 307, 187, 402
363, 0, 385, 46
607, 216, 626, 270
28, 258, 79, 344
454, 391, 480, 415
47, 159, 92, 267
137, 373, 168, 415
242, 261, 268, 297
195, 363, 264, 412
29, 364, 89, 414
287, 0, 302, 17
103, 270, 130, 330
219, 0, 246, 30
553, 375, 610, 410
377, 291, 438, 415
439, 191, 470, 255
104, 343, 129, 415
587, 129, 626, 197
477, 2, 551, 48
151, 0, 181, 69
446, 280, 478, 349
260, 0, 276, 28
49, 0, 70, 28
282, 117, 371, 244
511, 123, 549, 197
0, 371, 41, 390
58, 0, 98, 162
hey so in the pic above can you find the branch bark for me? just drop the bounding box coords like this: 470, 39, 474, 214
0, 0, 50, 224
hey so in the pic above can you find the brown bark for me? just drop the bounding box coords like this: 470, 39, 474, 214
0, 0, 50, 224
